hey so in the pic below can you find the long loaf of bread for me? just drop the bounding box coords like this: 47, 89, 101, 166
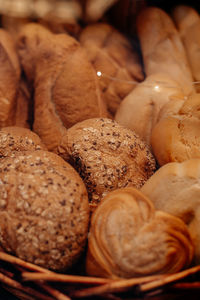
137, 7, 194, 95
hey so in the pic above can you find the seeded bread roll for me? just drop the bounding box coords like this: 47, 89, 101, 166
141, 159, 200, 263
79, 23, 144, 116
86, 188, 194, 278
0, 150, 89, 271
17, 23, 107, 152
137, 7, 194, 96
0, 127, 46, 158
57, 118, 156, 209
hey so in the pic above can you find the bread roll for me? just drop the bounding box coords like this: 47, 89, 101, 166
86, 187, 194, 278
80, 23, 144, 116
0, 29, 21, 128
84, 0, 118, 22
137, 7, 194, 95
151, 93, 200, 166
57, 118, 156, 209
17, 23, 107, 151
141, 159, 200, 263
115, 73, 184, 145
173, 6, 200, 91
0, 150, 89, 271
0, 127, 46, 157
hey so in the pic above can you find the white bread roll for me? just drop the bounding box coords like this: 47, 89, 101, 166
151, 93, 200, 166
141, 159, 200, 263
115, 73, 184, 145
137, 7, 194, 96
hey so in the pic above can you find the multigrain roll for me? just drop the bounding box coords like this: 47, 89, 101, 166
79, 23, 144, 116
0, 127, 46, 158
137, 7, 194, 95
86, 188, 194, 278
17, 23, 107, 151
0, 150, 89, 271
57, 118, 156, 209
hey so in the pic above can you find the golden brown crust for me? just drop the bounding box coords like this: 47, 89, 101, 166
173, 6, 200, 92
137, 7, 194, 95
15, 80, 32, 129
141, 159, 200, 263
86, 187, 194, 278
17, 23, 107, 151
151, 93, 200, 166
0, 126, 46, 158
0, 150, 89, 271
79, 23, 144, 116
115, 73, 184, 145
0, 29, 21, 128
57, 118, 156, 209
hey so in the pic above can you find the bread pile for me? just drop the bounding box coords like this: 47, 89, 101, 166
0, 3, 199, 279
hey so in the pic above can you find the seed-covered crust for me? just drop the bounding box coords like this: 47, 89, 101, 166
0, 127, 46, 158
57, 118, 156, 208
0, 150, 89, 271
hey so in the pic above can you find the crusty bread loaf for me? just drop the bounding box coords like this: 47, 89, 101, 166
137, 7, 194, 95
57, 118, 156, 209
0, 29, 21, 128
0, 126, 46, 157
115, 73, 184, 145
17, 23, 107, 151
86, 187, 194, 278
141, 159, 200, 263
79, 23, 144, 116
0, 150, 89, 271
151, 93, 200, 166
15, 80, 32, 128
173, 6, 200, 91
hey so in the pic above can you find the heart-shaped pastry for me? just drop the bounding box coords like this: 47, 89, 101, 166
86, 187, 193, 278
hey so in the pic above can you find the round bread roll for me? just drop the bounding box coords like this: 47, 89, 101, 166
0, 126, 46, 157
79, 23, 144, 116
86, 187, 194, 278
17, 23, 107, 152
0, 150, 89, 271
151, 93, 200, 166
141, 159, 200, 263
57, 118, 156, 208
115, 73, 184, 145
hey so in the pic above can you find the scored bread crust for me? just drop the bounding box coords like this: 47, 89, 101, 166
151, 93, 200, 165
0, 150, 89, 271
136, 7, 194, 95
0, 29, 21, 128
17, 23, 107, 151
80, 23, 144, 116
115, 73, 184, 145
173, 5, 200, 91
86, 187, 194, 278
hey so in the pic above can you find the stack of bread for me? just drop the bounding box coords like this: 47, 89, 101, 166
0, 1, 200, 287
